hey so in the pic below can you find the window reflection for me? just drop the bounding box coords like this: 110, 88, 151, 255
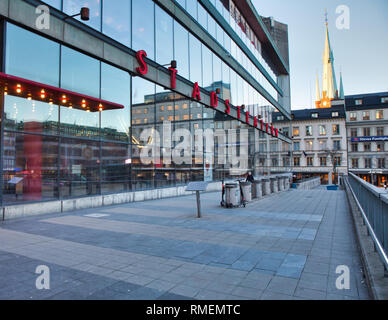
101, 142, 131, 194
60, 138, 100, 197
63, 0, 102, 31
101, 63, 131, 142
102, 0, 131, 47
189, 35, 202, 84
6, 23, 60, 86
2, 133, 59, 204
132, 0, 155, 59
61, 46, 100, 98
155, 5, 173, 65
173, 21, 189, 79
4, 96, 59, 135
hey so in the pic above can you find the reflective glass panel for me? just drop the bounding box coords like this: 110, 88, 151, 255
6, 23, 60, 86
132, 0, 155, 59
63, 0, 102, 31
102, 0, 131, 47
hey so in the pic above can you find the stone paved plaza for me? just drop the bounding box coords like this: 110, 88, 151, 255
0, 188, 370, 300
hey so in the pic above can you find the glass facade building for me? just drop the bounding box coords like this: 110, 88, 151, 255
0, 0, 291, 206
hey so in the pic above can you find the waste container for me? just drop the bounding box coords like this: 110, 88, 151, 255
240, 182, 252, 202
225, 183, 239, 207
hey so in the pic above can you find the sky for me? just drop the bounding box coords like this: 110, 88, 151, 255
251, 0, 388, 110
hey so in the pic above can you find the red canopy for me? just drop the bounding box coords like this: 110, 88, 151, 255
0, 72, 124, 112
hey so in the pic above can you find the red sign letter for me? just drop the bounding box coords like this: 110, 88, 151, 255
210, 91, 218, 108
168, 67, 177, 89
266, 123, 269, 134
192, 82, 201, 101
254, 116, 258, 127
225, 99, 230, 114
237, 106, 241, 119
275, 128, 279, 137
245, 111, 250, 124
136, 50, 148, 75
271, 125, 274, 136
260, 119, 264, 130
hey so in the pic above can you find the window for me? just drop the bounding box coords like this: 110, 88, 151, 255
381, 97, 388, 103
101, 63, 131, 142
378, 158, 386, 169
293, 142, 300, 151
349, 112, 357, 121
377, 127, 384, 136
363, 127, 370, 137
293, 127, 300, 137
352, 158, 359, 168
350, 128, 358, 137
332, 124, 340, 135
355, 99, 363, 105
174, 21, 189, 79
332, 111, 339, 118
377, 143, 384, 152
311, 112, 318, 119
365, 158, 372, 168
293, 157, 300, 166
334, 157, 341, 166
319, 125, 326, 136
132, 0, 155, 59
272, 158, 278, 167
362, 111, 370, 120
320, 157, 327, 166
364, 143, 371, 152
333, 140, 341, 150
307, 157, 314, 167
6, 23, 60, 86
306, 125, 313, 136
277, 115, 284, 121
282, 127, 289, 137
305, 140, 313, 151
351, 143, 358, 152
102, 0, 131, 47
270, 142, 278, 152
155, 5, 173, 64
376, 110, 384, 120
319, 140, 327, 150
64, 0, 101, 31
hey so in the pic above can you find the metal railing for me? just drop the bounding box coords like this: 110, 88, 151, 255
345, 173, 388, 274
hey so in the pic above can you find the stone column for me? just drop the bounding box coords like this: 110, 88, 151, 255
262, 178, 270, 195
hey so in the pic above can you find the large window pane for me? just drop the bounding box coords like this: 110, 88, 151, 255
101, 63, 131, 142
155, 5, 173, 65
3, 133, 58, 204
132, 0, 155, 59
42, 0, 61, 9
6, 23, 60, 86
101, 142, 131, 194
64, 0, 101, 31
4, 95, 59, 135
189, 35, 202, 85
102, 0, 131, 47
173, 21, 189, 79
61, 46, 100, 97
60, 138, 100, 197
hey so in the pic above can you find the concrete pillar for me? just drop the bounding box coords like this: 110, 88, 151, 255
262, 178, 270, 195
328, 171, 333, 185
270, 177, 278, 193
278, 176, 285, 191
254, 180, 263, 199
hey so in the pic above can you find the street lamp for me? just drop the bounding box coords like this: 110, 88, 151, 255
63, 7, 90, 21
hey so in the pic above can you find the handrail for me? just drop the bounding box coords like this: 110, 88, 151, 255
344, 176, 388, 274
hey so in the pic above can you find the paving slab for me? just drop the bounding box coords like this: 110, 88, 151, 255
0, 188, 370, 300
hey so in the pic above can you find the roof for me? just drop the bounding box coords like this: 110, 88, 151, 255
273, 105, 346, 122
345, 92, 388, 111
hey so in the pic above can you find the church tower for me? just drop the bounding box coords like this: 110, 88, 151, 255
315, 12, 342, 109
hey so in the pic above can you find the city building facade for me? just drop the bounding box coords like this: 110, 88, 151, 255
0, 0, 292, 206
345, 92, 388, 187
273, 106, 348, 184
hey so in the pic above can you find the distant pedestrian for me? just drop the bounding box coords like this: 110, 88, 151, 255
246, 171, 255, 183
384, 181, 387, 191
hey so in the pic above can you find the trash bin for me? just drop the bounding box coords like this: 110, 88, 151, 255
240, 182, 252, 202
225, 183, 239, 207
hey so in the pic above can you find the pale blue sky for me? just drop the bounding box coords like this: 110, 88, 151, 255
251, 0, 388, 110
